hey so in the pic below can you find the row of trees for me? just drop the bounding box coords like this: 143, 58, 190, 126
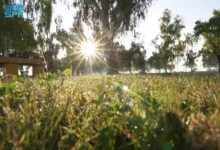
147, 9, 220, 73
1, 0, 154, 74
1, 0, 219, 74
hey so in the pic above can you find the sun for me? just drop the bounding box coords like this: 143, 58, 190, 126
81, 41, 96, 57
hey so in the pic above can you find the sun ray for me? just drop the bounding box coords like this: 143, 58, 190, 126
94, 52, 109, 68
81, 41, 95, 55
66, 24, 115, 74
75, 55, 86, 72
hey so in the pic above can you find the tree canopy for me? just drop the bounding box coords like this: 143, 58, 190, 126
194, 10, 220, 72
200, 50, 218, 70
117, 42, 147, 74
72, 0, 154, 74
152, 9, 185, 73
0, 1, 39, 58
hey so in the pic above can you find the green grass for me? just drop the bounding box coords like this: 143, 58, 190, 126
0, 74, 220, 150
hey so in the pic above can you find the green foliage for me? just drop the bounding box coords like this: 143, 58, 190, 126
72, 0, 154, 74
54, 28, 93, 75
0, 0, 54, 57
152, 9, 185, 73
184, 50, 198, 72
194, 9, 220, 72
73, 0, 154, 35
117, 42, 147, 73
0, 12, 39, 57
201, 51, 218, 69
25, 0, 53, 34
62, 68, 72, 76
0, 74, 220, 149
147, 52, 163, 72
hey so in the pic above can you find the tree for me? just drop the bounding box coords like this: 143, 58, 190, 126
55, 28, 91, 75
53, 26, 107, 75
153, 9, 185, 73
147, 52, 162, 72
129, 42, 147, 73
173, 40, 185, 71
0, 5, 39, 57
200, 50, 218, 70
0, 0, 63, 76
43, 34, 61, 72
183, 33, 195, 71
184, 50, 197, 72
115, 43, 126, 70
24, 0, 54, 34
72, 0, 154, 74
194, 10, 220, 72
167, 64, 175, 73
117, 42, 147, 74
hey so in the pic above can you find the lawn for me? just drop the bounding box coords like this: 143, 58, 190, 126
0, 74, 220, 150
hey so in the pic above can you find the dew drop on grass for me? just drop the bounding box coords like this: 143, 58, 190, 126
186, 119, 190, 125
122, 85, 128, 92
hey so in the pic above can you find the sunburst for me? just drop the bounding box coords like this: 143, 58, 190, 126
80, 40, 97, 58
65, 25, 110, 74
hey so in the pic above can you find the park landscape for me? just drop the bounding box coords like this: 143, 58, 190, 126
0, 0, 220, 150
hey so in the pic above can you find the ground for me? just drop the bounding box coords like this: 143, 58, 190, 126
0, 73, 220, 149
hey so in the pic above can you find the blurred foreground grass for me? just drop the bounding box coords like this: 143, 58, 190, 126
0, 74, 220, 150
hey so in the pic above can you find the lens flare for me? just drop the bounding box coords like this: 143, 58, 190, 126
65, 25, 110, 74
81, 41, 96, 57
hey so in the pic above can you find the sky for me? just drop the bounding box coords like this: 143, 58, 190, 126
53, 0, 220, 71
121, 0, 220, 55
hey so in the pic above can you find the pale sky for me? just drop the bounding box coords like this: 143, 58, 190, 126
121, 0, 220, 56
53, 0, 220, 71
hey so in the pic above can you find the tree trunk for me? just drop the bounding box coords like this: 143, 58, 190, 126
4, 33, 9, 57
164, 66, 168, 74
100, 3, 118, 75
128, 67, 132, 74
105, 39, 118, 74
217, 54, 220, 73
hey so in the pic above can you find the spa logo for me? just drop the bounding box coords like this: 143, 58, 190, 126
4, 4, 24, 18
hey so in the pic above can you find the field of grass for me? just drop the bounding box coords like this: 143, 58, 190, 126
0, 74, 220, 150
